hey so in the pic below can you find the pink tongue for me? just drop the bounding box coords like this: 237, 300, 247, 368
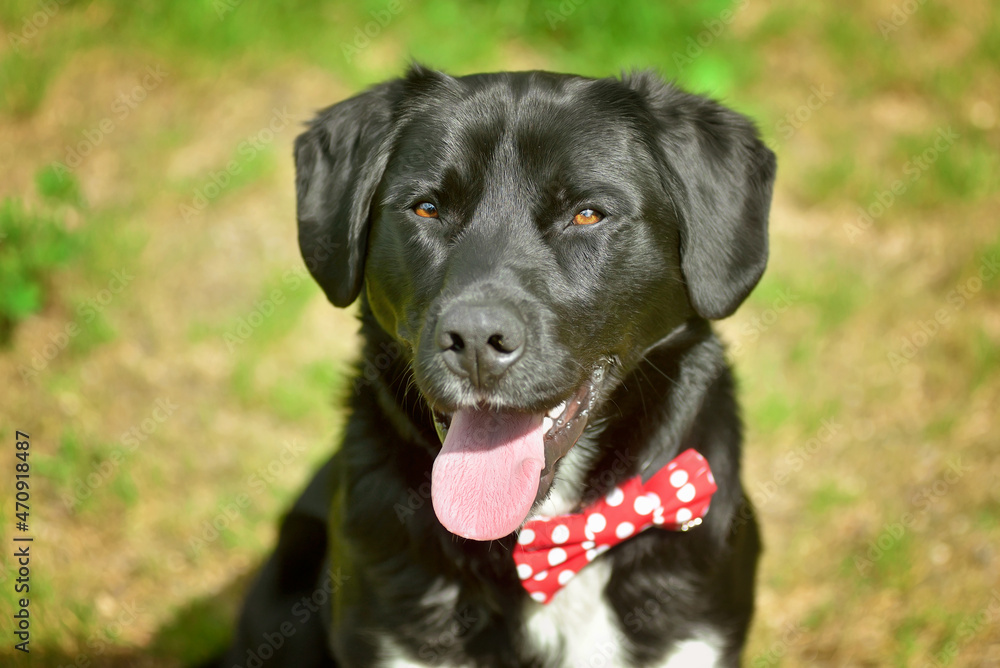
431, 409, 545, 541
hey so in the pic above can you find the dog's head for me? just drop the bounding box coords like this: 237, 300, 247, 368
295, 65, 775, 541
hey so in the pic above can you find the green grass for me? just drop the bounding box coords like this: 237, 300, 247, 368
176, 145, 279, 220
223, 274, 318, 350
0, 50, 61, 116
31, 431, 85, 490
66, 307, 118, 356
4, 0, 997, 219
36, 163, 86, 207
148, 593, 237, 664
975, 239, 1000, 287
0, 195, 78, 344
796, 153, 858, 207
0, 162, 148, 357
749, 391, 795, 432
3, 0, 775, 101
268, 359, 341, 421
969, 327, 1000, 389
1, 1, 999, 665
807, 480, 859, 516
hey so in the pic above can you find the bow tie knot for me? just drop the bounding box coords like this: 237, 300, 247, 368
512, 449, 716, 604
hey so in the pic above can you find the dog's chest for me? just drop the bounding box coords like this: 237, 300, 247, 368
521, 442, 628, 665
377, 562, 626, 668
523, 556, 726, 668
378, 561, 724, 668
378, 446, 724, 667
522, 559, 627, 667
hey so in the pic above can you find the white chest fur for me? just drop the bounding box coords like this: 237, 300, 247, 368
523, 559, 626, 667
378, 567, 722, 668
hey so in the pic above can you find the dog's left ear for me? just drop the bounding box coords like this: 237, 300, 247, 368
626, 73, 776, 320
294, 80, 401, 307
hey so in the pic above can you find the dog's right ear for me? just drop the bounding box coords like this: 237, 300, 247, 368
294, 81, 401, 307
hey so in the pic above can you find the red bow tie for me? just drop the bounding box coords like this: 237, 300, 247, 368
512, 448, 716, 604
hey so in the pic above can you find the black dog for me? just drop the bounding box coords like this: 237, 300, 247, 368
216, 65, 775, 668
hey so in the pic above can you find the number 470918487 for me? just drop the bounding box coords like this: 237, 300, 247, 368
15, 431, 30, 527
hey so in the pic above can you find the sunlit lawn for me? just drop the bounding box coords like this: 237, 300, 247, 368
0, 1, 998, 665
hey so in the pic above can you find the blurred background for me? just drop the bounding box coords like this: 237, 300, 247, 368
0, 0, 998, 665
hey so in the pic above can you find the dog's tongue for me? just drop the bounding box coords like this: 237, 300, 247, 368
431, 409, 545, 541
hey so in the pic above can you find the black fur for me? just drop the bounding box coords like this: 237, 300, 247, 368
214, 65, 775, 668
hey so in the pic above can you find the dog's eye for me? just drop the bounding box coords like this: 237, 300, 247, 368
414, 202, 439, 219
572, 209, 604, 226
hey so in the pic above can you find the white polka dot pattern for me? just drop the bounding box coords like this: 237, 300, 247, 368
605, 487, 625, 506
633, 494, 656, 515
615, 522, 635, 539
548, 547, 567, 566
586, 513, 606, 533
512, 448, 716, 604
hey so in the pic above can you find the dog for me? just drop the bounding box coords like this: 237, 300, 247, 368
215, 64, 775, 668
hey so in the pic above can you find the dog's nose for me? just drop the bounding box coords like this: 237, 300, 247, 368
436, 303, 526, 388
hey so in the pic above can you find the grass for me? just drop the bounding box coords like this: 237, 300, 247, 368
36, 164, 86, 207
0, 0, 998, 665
0, 194, 78, 345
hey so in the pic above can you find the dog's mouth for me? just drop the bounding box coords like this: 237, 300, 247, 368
429, 366, 605, 541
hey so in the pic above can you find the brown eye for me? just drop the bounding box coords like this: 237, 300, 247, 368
572, 208, 603, 225
414, 202, 438, 218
